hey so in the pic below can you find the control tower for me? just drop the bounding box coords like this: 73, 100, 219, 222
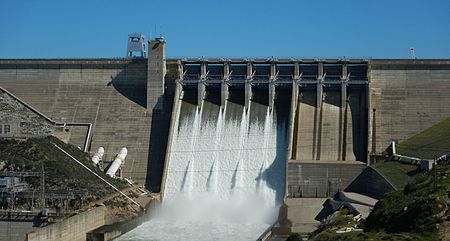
126, 33, 146, 58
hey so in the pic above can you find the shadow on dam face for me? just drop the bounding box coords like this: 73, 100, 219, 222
145, 94, 174, 192
348, 86, 368, 161
107, 63, 174, 192
110, 61, 147, 108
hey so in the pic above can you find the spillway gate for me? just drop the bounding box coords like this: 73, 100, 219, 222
178, 59, 368, 110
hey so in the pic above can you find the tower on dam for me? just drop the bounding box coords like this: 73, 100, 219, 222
126, 33, 147, 58
147, 37, 166, 110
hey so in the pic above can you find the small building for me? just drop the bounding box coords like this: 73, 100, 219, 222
0, 177, 28, 192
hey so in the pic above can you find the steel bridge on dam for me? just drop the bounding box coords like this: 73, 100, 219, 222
177, 59, 369, 109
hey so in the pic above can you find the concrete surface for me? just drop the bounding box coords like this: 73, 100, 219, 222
286, 198, 327, 233
27, 206, 106, 241
287, 161, 365, 197
338, 191, 378, 207
295, 91, 318, 160
292, 88, 367, 162
318, 90, 341, 160
369, 60, 450, 155
0, 221, 36, 241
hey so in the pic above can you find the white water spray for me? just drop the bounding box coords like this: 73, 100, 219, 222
117, 101, 287, 241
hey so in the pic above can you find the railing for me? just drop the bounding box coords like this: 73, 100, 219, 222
0, 171, 41, 177
0, 210, 65, 221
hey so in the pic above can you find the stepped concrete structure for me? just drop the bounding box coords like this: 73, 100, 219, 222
1, 40, 450, 201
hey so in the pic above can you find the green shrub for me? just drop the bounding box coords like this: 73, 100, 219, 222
286, 233, 302, 241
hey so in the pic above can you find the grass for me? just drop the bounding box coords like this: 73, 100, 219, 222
307, 208, 439, 241
371, 161, 421, 189
397, 117, 450, 159
364, 165, 450, 237
310, 230, 437, 241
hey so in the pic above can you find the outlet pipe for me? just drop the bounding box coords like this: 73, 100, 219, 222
106, 148, 128, 177
91, 147, 105, 165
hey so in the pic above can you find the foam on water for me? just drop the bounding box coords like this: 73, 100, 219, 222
117, 100, 287, 241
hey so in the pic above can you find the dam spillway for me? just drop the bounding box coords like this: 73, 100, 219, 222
116, 88, 291, 240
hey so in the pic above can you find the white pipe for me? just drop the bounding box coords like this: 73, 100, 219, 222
98, 147, 105, 156
106, 147, 128, 177
117, 147, 127, 160
53, 144, 141, 208
106, 158, 122, 177
91, 147, 105, 165
92, 156, 100, 165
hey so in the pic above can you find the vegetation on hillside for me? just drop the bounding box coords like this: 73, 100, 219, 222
372, 161, 421, 189
292, 164, 450, 241
365, 166, 449, 235
0, 136, 128, 204
397, 117, 450, 159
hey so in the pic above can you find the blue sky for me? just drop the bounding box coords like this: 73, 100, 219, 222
1, 0, 449, 58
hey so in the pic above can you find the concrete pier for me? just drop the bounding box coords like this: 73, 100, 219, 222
221, 63, 230, 107
269, 63, 276, 109
245, 62, 253, 110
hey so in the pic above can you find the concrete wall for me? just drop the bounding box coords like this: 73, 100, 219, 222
369, 60, 450, 155
0, 220, 36, 241
0, 59, 152, 184
0, 56, 178, 194
27, 206, 106, 241
286, 161, 365, 198
291, 87, 367, 162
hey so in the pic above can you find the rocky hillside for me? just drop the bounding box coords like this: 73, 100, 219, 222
0, 91, 54, 137
0, 136, 128, 205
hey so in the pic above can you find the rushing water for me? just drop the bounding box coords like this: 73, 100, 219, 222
117, 98, 288, 241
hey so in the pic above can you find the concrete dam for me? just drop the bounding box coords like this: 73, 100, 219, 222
1, 38, 450, 239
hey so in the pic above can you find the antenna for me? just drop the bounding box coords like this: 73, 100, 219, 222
410, 47, 416, 59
